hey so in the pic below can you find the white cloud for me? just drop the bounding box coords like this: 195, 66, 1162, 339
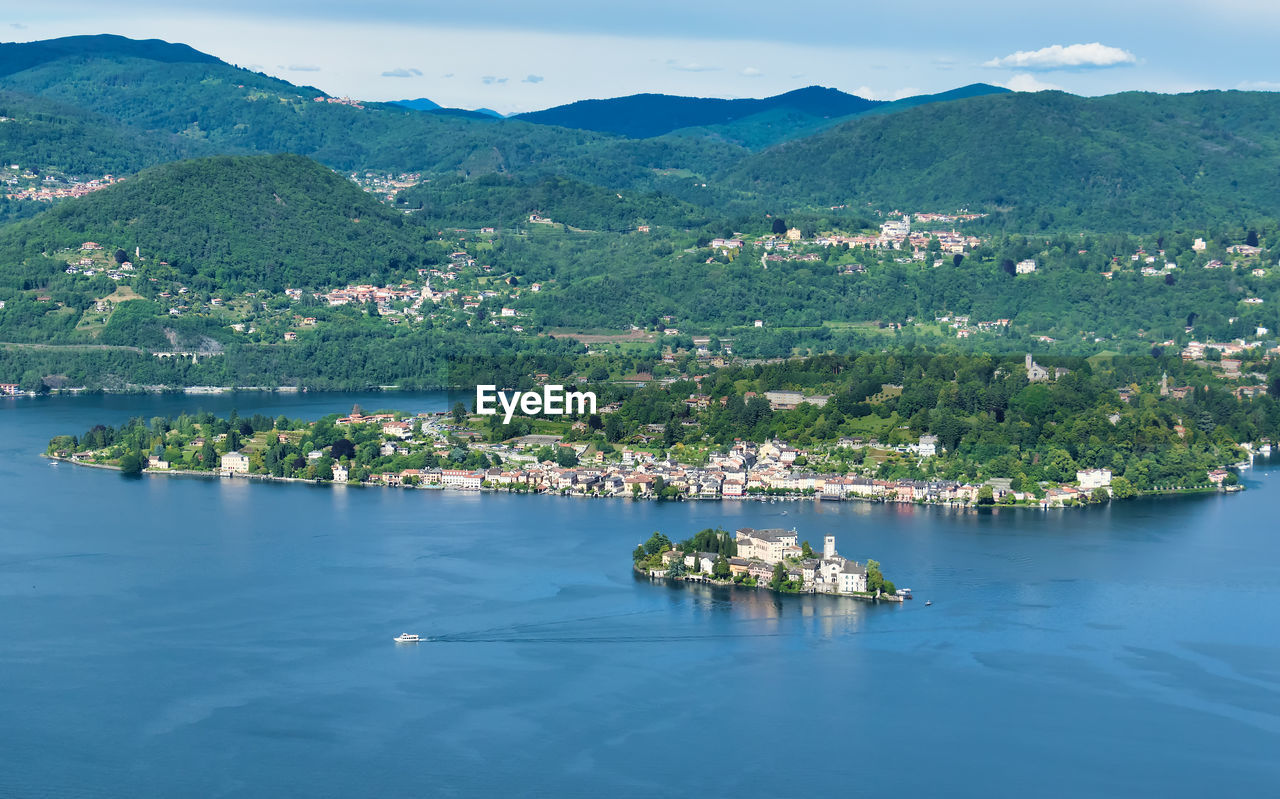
481, 75, 508, 84
10, 22, 27, 29
522, 74, 544, 83
381, 67, 422, 78
670, 62, 720, 72
984, 42, 1136, 71
741, 66, 763, 77
1236, 80, 1280, 91
286, 64, 321, 72
1003, 73, 1064, 92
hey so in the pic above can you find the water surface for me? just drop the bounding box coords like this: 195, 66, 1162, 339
1, 392, 1277, 797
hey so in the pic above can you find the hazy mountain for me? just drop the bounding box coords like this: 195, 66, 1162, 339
512, 86, 883, 138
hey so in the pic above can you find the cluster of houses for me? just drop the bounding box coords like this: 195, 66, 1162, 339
652, 529, 871, 595
710, 214, 985, 258
4, 173, 119, 202
204, 404, 1124, 508
349, 170, 422, 202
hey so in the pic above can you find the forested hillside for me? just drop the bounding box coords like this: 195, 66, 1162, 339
395, 174, 716, 230
725, 90, 1280, 231
0, 153, 440, 291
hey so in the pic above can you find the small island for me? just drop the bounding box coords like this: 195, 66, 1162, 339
633, 527, 900, 600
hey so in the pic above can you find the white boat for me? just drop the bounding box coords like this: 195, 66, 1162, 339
393, 633, 423, 643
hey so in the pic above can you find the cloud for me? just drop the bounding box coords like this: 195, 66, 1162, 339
522, 74, 544, 83
10, 22, 27, 29
482, 75, 508, 84
1003, 73, 1064, 92
381, 67, 423, 78
741, 66, 763, 78
441, 73, 454, 79
670, 62, 721, 72
1237, 80, 1280, 91
984, 42, 1136, 71
286, 64, 321, 72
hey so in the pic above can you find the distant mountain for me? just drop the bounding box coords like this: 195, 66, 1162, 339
0, 35, 738, 184
392, 97, 441, 111
722, 89, 1280, 229
392, 100, 504, 119
513, 86, 883, 139
661, 84, 1012, 150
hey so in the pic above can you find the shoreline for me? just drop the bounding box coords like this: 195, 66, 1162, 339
45, 454, 1241, 507
632, 565, 904, 602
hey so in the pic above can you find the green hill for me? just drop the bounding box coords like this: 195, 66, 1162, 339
723, 90, 1280, 230
0, 153, 438, 291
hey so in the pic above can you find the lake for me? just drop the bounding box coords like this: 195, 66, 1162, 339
2, 392, 1278, 797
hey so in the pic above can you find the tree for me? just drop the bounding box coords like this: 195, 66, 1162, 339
331, 438, 356, 459
866, 559, 885, 593
771, 218, 787, 235
1246, 229, 1259, 247
801, 540, 815, 558
713, 556, 731, 580
1110, 475, 1137, 499
200, 439, 217, 469
769, 561, 787, 591
1091, 487, 1111, 503
451, 402, 467, 425
977, 484, 995, 505
18, 370, 47, 394
604, 414, 626, 442
642, 531, 671, 555
118, 452, 144, 477
663, 420, 679, 447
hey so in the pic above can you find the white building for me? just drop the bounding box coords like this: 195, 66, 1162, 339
1077, 469, 1112, 490
1015, 259, 1037, 274
918, 434, 938, 458
220, 451, 250, 474
838, 561, 868, 594
735, 528, 799, 564
331, 463, 349, 483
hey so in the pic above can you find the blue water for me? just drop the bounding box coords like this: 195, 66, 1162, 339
1, 393, 1278, 797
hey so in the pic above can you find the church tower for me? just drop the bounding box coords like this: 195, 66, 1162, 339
823, 535, 836, 559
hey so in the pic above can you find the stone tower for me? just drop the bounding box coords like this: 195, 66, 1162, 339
823, 535, 836, 559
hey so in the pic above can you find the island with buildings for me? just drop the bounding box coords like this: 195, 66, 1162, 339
632, 527, 898, 599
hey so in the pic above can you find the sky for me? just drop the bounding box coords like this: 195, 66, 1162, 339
6, 1, 1280, 114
